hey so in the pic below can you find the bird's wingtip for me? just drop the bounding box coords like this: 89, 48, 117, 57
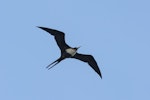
37, 26, 46, 30
100, 75, 102, 79
99, 73, 102, 79
37, 26, 48, 30
37, 26, 42, 28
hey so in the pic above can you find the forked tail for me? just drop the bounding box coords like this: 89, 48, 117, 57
46, 58, 63, 70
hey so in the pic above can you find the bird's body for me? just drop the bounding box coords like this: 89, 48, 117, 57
38, 27, 102, 78
66, 48, 76, 56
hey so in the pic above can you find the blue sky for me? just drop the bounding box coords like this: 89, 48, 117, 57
0, 0, 150, 100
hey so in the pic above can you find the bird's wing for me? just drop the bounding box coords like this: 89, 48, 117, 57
72, 53, 102, 78
38, 27, 70, 52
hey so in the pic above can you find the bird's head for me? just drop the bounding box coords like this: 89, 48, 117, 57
74, 46, 81, 50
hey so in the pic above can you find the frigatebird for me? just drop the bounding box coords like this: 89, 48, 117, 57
38, 27, 102, 78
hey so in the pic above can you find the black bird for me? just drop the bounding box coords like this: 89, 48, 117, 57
38, 27, 102, 78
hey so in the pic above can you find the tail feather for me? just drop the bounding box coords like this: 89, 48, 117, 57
47, 62, 60, 70
46, 58, 63, 69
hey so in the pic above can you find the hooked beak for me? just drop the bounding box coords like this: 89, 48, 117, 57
77, 46, 81, 49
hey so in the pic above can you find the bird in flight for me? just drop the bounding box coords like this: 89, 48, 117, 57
38, 27, 102, 78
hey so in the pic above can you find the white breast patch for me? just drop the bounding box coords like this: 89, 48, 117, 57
66, 48, 77, 56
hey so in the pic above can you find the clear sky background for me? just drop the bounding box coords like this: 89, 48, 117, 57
0, 0, 150, 100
